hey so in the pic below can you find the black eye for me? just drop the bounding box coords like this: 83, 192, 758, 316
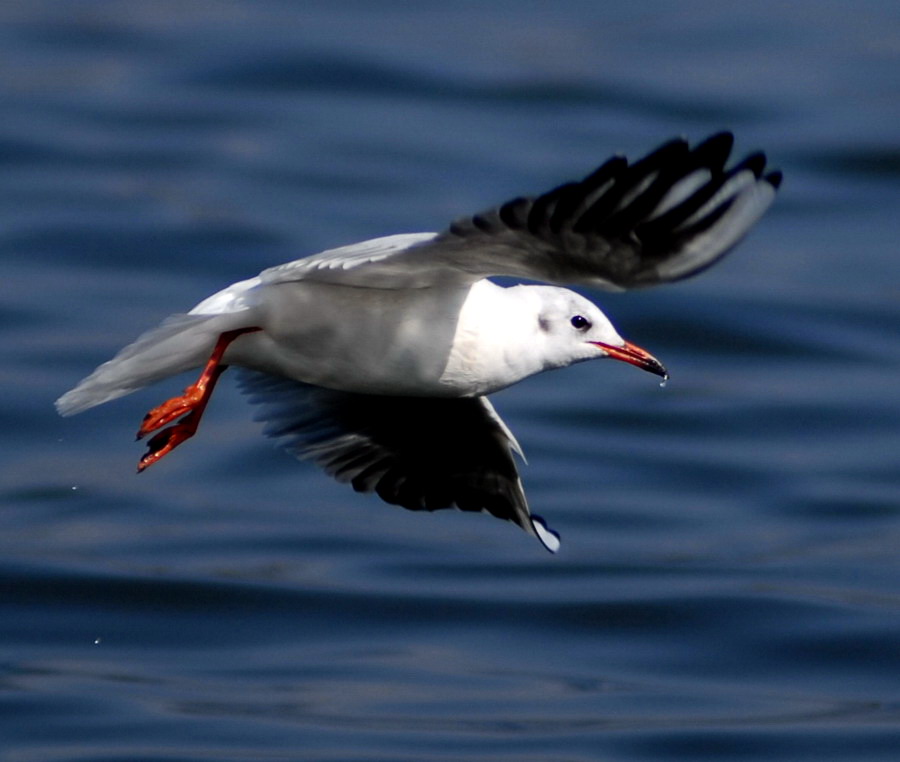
570, 315, 591, 330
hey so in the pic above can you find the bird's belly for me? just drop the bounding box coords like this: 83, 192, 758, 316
226, 281, 473, 397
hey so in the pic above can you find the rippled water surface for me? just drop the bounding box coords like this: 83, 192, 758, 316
2, 2, 899, 760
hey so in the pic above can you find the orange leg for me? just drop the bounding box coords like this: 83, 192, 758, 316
136, 327, 261, 473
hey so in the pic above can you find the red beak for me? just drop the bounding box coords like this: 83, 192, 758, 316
590, 340, 668, 379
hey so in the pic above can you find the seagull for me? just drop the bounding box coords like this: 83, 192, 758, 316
56, 132, 780, 552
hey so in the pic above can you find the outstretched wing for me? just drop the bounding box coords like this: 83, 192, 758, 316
260, 132, 780, 291
238, 371, 561, 552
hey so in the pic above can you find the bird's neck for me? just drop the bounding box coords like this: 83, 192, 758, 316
439, 280, 546, 396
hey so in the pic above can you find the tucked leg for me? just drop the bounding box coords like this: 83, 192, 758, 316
136, 327, 261, 472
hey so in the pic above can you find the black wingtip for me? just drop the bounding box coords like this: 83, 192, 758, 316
692, 131, 735, 170
765, 170, 783, 189
734, 151, 768, 178
629, 137, 690, 170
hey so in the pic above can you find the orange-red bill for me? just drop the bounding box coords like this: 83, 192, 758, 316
590, 339, 668, 379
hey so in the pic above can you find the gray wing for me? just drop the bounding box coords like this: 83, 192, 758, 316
238, 371, 561, 552
260, 132, 780, 291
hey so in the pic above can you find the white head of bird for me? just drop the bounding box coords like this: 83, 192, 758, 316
440, 281, 667, 396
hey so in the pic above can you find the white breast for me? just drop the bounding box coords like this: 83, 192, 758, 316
438, 281, 547, 396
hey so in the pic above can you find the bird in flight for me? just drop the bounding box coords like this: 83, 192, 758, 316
57, 132, 780, 552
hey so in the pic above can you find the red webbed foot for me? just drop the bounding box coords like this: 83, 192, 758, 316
134, 326, 261, 472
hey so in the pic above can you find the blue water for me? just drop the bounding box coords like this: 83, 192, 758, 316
2, 2, 899, 760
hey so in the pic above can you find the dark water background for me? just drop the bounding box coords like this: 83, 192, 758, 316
2, 2, 899, 760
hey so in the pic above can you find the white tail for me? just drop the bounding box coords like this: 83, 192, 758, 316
55, 313, 243, 416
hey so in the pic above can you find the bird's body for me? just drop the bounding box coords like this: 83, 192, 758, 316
229, 270, 489, 397
221, 274, 621, 398
57, 133, 780, 551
